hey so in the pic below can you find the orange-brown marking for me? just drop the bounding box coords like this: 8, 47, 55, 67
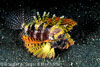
62, 18, 77, 26
22, 34, 52, 44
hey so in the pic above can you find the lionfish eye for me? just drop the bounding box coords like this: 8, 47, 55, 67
62, 34, 65, 37
52, 36, 54, 39
58, 35, 62, 38
58, 34, 64, 38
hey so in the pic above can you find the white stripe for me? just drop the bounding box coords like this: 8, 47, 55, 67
41, 29, 44, 40
33, 31, 38, 38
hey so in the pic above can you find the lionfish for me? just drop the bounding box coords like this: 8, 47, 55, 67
5, 9, 77, 59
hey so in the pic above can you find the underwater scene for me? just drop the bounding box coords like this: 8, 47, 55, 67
0, 0, 100, 67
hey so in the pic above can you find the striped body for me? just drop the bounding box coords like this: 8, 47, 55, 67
29, 23, 52, 41
21, 12, 77, 59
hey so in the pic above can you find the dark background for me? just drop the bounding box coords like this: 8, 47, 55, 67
0, 0, 98, 9
0, 0, 100, 67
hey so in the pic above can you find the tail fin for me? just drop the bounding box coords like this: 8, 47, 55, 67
4, 8, 36, 30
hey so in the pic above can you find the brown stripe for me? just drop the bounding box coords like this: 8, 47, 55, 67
43, 25, 52, 40
36, 31, 41, 40
31, 24, 35, 31
30, 24, 35, 38
36, 23, 44, 40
